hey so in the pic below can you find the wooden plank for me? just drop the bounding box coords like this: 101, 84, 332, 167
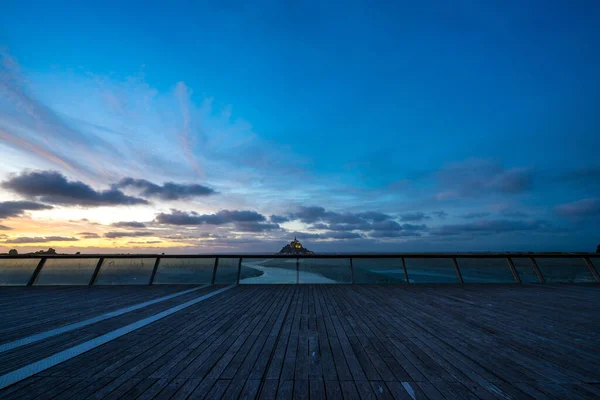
1, 284, 599, 400
275, 380, 294, 400
258, 379, 279, 400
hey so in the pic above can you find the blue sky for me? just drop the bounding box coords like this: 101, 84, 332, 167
1, 0, 599, 253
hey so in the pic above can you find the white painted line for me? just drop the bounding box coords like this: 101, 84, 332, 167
0, 285, 235, 390
0, 285, 210, 353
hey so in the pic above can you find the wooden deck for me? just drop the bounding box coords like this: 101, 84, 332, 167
0, 284, 599, 399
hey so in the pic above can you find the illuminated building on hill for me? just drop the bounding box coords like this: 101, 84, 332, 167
277, 236, 314, 255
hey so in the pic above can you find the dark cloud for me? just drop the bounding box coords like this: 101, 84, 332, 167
114, 178, 216, 200
287, 207, 428, 239
322, 231, 363, 239
2, 171, 148, 206
559, 167, 600, 186
500, 210, 527, 218
432, 211, 448, 219
371, 220, 403, 231
289, 206, 392, 225
111, 221, 147, 228
369, 230, 422, 238
78, 232, 100, 239
269, 215, 289, 223
127, 240, 162, 244
104, 231, 155, 239
400, 223, 427, 231
436, 159, 533, 199
234, 222, 281, 232
163, 232, 220, 240
399, 212, 430, 222
0, 201, 53, 219
311, 223, 329, 230
492, 168, 533, 194
461, 212, 491, 219
290, 231, 362, 240
4, 236, 79, 244
288, 206, 329, 223
355, 212, 392, 222
155, 209, 266, 225
327, 223, 372, 231
368, 221, 426, 237
294, 232, 325, 239
431, 219, 548, 236
0, 225, 12, 230
555, 198, 600, 217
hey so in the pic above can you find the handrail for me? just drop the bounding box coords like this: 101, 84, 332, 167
1, 253, 599, 286
0, 252, 598, 259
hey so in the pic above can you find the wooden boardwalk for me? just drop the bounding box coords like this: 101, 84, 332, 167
0, 284, 599, 399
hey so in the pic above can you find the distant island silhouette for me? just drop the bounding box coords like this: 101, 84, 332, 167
278, 236, 314, 255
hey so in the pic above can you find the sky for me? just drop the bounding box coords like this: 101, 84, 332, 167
0, 0, 599, 254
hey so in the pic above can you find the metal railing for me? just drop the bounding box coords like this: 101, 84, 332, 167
0, 253, 598, 286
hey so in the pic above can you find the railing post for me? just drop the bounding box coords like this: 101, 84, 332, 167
149, 257, 161, 285
583, 257, 600, 282
506, 257, 521, 283
529, 257, 545, 284
27, 257, 47, 286
296, 257, 300, 284
401, 257, 409, 284
349, 258, 354, 284
212, 257, 219, 285
452, 258, 464, 284
89, 257, 104, 286
236, 258, 242, 284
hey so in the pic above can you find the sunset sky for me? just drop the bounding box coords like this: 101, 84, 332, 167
1, 1, 599, 253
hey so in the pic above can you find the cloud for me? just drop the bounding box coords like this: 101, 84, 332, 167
298, 231, 363, 240
155, 209, 267, 225
431, 219, 548, 236
436, 159, 533, 199
104, 231, 155, 239
289, 206, 331, 224
2, 171, 148, 206
114, 178, 215, 200
127, 240, 162, 244
355, 212, 392, 222
327, 223, 372, 231
491, 168, 532, 194
78, 232, 100, 239
461, 212, 491, 219
289, 206, 392, 225
400, 223, 428, 231
4, 236, 79, 243
432, 211, 448, 219
311, 223, 329, 230
0, 200, 53, 219
269, 215, 289, 223
111, 221, 147, 228
305, 217, 428, 239
559, 167, 600, 186
0, 225, 12, 230
286, 206, 429, 239
234, 222, 281, 232
0, 51, 123, 173
322, 231, 363, 239
500, 210, 527, 218
174, 81, 202, 175
399, 212, 430, 222
369, 230, 422, 238
555, 198, 600, 217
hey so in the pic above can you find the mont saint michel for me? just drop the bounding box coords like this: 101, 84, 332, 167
277, 236, 314, 255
